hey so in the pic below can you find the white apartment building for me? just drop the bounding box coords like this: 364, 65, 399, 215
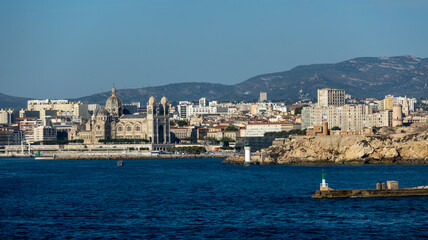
27, 99, 89, 120
246, 123, 300, 137
250, 102, 288, 115
317, 88, 345, 107
302, 104, 392, 130
33, 126, 57, 143
0, 109, 17, 124
177, 101, 217, 119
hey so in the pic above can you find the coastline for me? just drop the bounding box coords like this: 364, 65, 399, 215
1, 153, 229, 160
222, 156, 428, 165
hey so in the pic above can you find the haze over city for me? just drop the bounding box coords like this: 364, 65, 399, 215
1, 0, 428, 99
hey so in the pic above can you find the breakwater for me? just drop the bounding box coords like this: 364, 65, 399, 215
312, 188, 428, 198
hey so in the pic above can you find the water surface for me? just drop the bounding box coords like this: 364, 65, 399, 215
1, 158, 428, 239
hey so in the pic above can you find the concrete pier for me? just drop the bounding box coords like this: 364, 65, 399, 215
312, 188, 428, 198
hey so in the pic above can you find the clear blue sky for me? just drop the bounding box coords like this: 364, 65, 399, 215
1, 0, 428, 99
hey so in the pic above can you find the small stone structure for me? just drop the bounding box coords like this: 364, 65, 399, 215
387, 181, 399, 190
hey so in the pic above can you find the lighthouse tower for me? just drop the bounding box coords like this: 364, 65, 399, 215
244, 142, 251, 163
320, 170, 332, 191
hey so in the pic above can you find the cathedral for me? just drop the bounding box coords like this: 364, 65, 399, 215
69, 87, 171, 144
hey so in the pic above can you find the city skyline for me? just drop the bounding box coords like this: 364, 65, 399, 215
1, 0, 428, 99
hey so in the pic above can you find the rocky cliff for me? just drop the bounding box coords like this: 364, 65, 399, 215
224, 124, 428, 165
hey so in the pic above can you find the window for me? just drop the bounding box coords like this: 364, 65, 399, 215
135, 126, 141, 131
118, 126, 123, 132
127, 126, 132, 132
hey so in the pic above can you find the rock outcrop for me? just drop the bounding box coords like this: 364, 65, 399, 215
223, 125, 428, 165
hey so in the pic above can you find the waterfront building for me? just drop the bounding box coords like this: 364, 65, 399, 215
17, 118, 45, 143
69, 87, 171, 144
33, 126, 57, 143
317, 88, 345, 107
0, 129, 13, 146
170, 127, 197, 142
392, 103, 403, 127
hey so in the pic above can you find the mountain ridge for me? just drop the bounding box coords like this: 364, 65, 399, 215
1, 55, 427, 108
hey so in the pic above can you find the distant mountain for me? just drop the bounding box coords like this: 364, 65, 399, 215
2, 55, 427, 108
75, 55, 428, 105
0, 92, 29, 109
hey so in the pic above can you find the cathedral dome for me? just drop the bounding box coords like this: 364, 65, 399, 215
105, 87, 123, 117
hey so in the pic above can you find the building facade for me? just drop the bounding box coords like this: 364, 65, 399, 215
317, 88, 345, 107
27, 99, 89, 121
69, 88, 171, 144
302, 104, 392, 130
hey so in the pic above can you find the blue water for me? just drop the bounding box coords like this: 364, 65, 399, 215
1, 158, 428, 239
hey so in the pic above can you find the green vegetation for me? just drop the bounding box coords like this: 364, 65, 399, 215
220, 146, 235, 150
225, 126, 239, 131
331, 126, 341, 131
294, 107, 303, 115
98, 139, 149, 144
167, 146, 206, 154
264, 129, 307, 137
42, 139, 84, 145
176, 120, 188, 127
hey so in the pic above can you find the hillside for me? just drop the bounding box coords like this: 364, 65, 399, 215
1, 55, 427, 108
0, 93, 29, 109
75, 55, 428, 105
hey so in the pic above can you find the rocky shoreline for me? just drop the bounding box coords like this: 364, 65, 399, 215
223, 125, 428, 165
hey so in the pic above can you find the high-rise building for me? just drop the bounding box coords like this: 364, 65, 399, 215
259, 92, 267, 102
199, 97, 207, 107
0, 109, 18, 124
384, 95, 395, 110
317, 88, 345, 107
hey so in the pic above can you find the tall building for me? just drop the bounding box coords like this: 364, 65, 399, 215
259, 92, 267, 102
199, 97, 207, 107
0, 109, 18, 124
317, 88, 345, 107
384, 95, 395, 110
401, 96, 409, 116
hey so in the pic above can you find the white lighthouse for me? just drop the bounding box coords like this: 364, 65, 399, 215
244, 142, 251, 163
320, 170, 332, 191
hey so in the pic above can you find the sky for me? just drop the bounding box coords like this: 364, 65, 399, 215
1, 0, 428, 99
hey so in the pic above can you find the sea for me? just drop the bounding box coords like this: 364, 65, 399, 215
1, 157, 428, 239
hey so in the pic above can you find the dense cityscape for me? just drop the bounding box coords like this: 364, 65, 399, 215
1, 87, 427, 159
